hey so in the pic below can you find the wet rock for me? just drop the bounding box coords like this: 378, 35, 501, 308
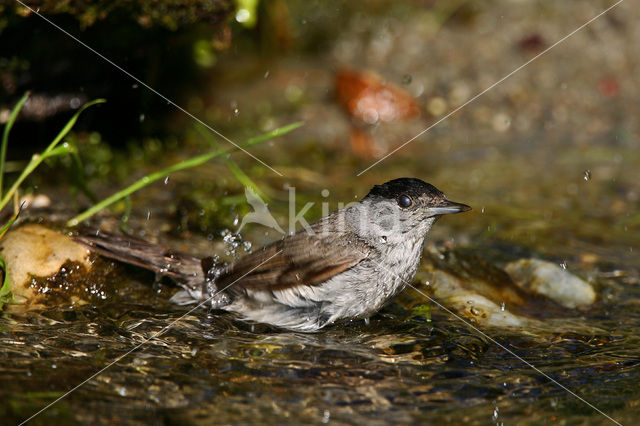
418, 248, 597, 329
423, 268, 528, 328
504, 258, 596, 309
0, 224, 93, 309
419, 248, 539, 328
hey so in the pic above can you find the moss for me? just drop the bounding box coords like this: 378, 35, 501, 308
9, 0, 234, 30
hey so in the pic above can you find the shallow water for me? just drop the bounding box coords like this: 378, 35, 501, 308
2, 0, 640, 424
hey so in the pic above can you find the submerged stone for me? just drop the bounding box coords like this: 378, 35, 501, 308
504, 258, 596, 309
418, 248, 597, 329
423, 268, 528, 328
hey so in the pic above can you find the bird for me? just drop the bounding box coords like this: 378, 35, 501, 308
77, 178, 470, 332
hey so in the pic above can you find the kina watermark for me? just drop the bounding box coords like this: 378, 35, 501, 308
235, 185, 414, 238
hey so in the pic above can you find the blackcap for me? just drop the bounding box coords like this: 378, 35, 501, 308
79, 178, 470, 331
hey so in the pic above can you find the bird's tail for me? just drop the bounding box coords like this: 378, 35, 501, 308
75, 230, 210, 304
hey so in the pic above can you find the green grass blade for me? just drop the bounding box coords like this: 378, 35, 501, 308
195, 124, 268, 200
244, 121, 304, 146
41, 144, 73, 159
43, 99, 106, 155
66, 122, 303, 227
69, 143, 98, 203
0, 92, 30, 199
0, 254, 12, 308
0, 202, 22, 239
0, 204, 22, 308
66, 147, 230, 226
0, 100, 105, 213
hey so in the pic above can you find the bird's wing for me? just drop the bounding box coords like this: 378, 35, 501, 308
215, 218, 371, 291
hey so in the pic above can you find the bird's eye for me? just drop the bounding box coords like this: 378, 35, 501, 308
398, 194, 413, 208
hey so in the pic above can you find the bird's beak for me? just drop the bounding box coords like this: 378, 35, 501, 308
427, 199, 471, 216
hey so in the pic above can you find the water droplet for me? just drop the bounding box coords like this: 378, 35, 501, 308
583, 169, 591, 181
402, 74, 412, 85
424, 280, 430, 286
221, 229, 252, 257
233, 108, 239, 117
139, 113, 145, 122
500, 302, 506, 311
264, 70, 270, 79
492, 112, 511, 132
481, 207, 485, 213
233, 214, 239, 226
235, 9, 251, 23
427, 96, 448, 116
69, 97, 81, 109
470, 306, 481, 316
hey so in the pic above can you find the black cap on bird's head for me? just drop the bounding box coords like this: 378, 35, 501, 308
365, 178, 471, 216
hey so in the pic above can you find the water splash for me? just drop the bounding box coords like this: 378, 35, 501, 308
221, 229, 252, 257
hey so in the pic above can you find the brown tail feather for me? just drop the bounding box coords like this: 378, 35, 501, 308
75, 230, 205, 288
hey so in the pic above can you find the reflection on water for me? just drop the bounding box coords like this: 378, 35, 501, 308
2, 256, 640, 424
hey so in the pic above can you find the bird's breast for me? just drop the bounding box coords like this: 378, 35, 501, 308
348, 236, 425, 315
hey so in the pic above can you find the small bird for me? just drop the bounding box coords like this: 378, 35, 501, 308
78, 178, 470, 331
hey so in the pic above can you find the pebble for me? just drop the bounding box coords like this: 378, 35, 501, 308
505, 258, 596, 309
